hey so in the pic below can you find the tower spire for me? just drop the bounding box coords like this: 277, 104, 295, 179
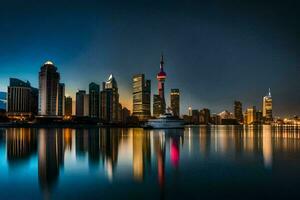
268, 88, 271, 97
160, 52, 164, 70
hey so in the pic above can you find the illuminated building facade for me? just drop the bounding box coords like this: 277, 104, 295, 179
38, 61, 60, 116
7, 78, 38, 119
170, 89, 180, 117
188, 106, 192, 116
132, 74, 151, 120
100, 74, 120, 123
263, 88, 273, 123
153, 94, 163, 118
246, 106, 256, 125
89, 82, 100, 118
219, 110, 234, 119
65, 96, 72, 116
234, 101, 243, 124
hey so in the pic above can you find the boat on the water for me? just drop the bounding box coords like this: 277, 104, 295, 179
144, 113, 185, 129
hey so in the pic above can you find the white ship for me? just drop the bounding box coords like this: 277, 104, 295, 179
144, 113, 185, 129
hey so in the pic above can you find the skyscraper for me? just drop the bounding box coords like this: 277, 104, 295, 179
263, 88, 273, 123
89, 82, 100, 118
65, 96, 72, 116
256, 110, 263, 124
39, 61, 60, 116
188, 106, 192, 116
100, 74, 120, 123
234, 101, 243, 124
84, 94, 89, 116
191, 110, 199, 124
153, 94, 163, 118
170, 89, 180, 117
76, 90, 89, 117
199, 108, 210, 124
58, 83, 65, 116
132, 74, 151, 120
7, 78, 38, 119
246, 106, 256, 125
153, 54, 167, 117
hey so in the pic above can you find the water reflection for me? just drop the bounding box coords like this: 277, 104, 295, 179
38, 129, 63, 192
0, 126, 300, 198
6, 128, 37, 165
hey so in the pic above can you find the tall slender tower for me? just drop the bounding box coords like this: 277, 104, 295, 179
39, 61, 60, 116
156, 54, 167, 114
263, 88, 273, 123
100, 74, 120, 123
89, 82, 100, 118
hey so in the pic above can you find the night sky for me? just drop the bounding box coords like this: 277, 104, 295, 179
0, 0, 299, 117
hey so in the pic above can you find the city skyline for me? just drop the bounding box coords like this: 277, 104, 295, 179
0, 58, 296, 118
0, 0, 299, 117
1, 1, 300, 199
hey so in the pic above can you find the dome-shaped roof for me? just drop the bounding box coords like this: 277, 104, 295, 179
44, 61, 54, 65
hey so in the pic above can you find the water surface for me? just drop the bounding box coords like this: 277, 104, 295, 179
0, 126, 300, 199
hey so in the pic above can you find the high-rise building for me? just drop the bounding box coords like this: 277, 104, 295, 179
153, 54, 167, 117
89, 82, 100, 118
188, 106, 192, 116
263, 88, 273, 123
170, 89, 180, 117
234, 101, 243, 124
7, 78, 38, 119
132, 74, 151, 120
65, 96, 72, 116
199, 108, 210, 124
246, 106, 256, 125
39, 61, 60, 116
153, 94, 163, 118
58, 83, 65, 116
191, 110, 199, 124
256, 110, 263, 124
100, 74, 120, 123
76, 90, 89, 117
83, 94, 89, 116
211, 114, 221, 125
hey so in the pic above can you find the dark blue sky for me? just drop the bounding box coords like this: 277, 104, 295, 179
0, 0, 299, 116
